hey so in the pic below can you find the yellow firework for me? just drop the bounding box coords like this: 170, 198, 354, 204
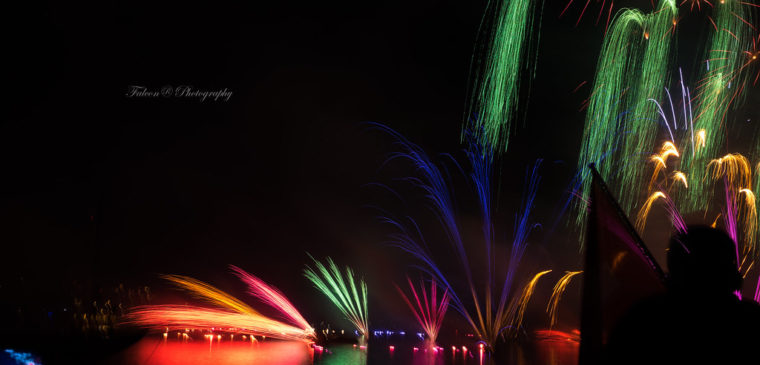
162, 275, 259, 315
695, 129, 706, 150
504, 270, 551, 336
738, 188, 757, 258
546, 271, 583, 329
708, 153, 752, 189
636, 191, 666, 233
672, 171, 688, 189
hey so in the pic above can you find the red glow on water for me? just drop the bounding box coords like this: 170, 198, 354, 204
113, 338, 313, 365
534, 329, 579, 365
534, 329, 580, 343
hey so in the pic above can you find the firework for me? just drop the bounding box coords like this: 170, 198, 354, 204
370, 123, 546, 349
630, 65, 759, 301
682, 0, 755, 212
635, 191, 687, 234
161, 274, 259, 315
708, 154, 757, 256
576, 0, 678, 236
303, 256, 369, 343
546, 271, 583, 329
560, 0, 617, 31
680, 0, 712, 12
125, 268, 315, 341
468, 0, 542, 152
230, 265, 312, 332
394, 275, 450, 346
505, 270, 552, 334
126, 306, 313, 341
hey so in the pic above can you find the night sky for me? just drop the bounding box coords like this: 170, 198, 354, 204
4, 0, 759, 331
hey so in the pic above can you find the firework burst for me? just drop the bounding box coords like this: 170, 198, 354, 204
394, 275, 450, 347
468, 0, 542, 152
125, 267, 315, 341
303, 256, 369, 343
546, 271, 583, 329
370, 123, 548, 350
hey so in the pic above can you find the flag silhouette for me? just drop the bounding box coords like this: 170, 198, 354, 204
579, 164, 666, 364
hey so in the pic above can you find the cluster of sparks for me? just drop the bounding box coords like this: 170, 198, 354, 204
609, 26, 760, 295
394, 275, 450, 347
635, 79, 759, 297
546, 271, 583, 329
122, 0, 760, 354
468, 0, 542, 152
303, 256, 369, 343
372, 123, 550, 350
575, 1, 759, 254
576, 0, 679, 234
124, 267, 315, 342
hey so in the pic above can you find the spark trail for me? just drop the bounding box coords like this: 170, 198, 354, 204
468, 0, 542, 152
303, 256, 369, 344
395, 275, 450, 347
546, 271, 583, 329
371, 123, 546, 350
125, 268, 315, 341
504, 270, 552, 334
576, 0, 678, 236
682, 0, 755, 212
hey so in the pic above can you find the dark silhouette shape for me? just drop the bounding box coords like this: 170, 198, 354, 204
605, 226, 760, 364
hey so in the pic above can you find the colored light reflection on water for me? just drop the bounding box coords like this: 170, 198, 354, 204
111, 333, 577, 365
111, 339, 314, 365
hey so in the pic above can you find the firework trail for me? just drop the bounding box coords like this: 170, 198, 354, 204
303, 256, 369, 343
126, 306, 313, 341
682, 0, 755, 212
576, 0, 678, 236
546, 271, 583, 329
394, 275, 450, 346
230, 265, 312, 332
160, 274, 259, 315
125, 269, 315, 341
560, 0, 618, 31
708, 154, 757, 258
504, 270, 552, 335
468, 0, 542, 152
370, 123, 546, 349
672, 171, 689, 189
635, 190, 687, 233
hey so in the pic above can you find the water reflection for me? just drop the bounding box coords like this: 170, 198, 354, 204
112, 334, 577, 365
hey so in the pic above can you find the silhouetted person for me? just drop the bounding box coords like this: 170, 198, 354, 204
606, 226, 760, 364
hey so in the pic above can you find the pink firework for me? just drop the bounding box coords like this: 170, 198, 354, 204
395, 275, 450, 346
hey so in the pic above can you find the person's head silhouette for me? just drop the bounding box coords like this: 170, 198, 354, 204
667, 225, 742, 295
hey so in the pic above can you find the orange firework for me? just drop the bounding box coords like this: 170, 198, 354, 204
125, 267, 315, 341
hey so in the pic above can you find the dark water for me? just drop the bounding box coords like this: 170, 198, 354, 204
108, 333, 578, 365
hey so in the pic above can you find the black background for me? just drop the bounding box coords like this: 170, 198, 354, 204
4, 0, 758, 331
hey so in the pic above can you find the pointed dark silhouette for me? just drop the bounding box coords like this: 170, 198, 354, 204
605, 226, 760, 364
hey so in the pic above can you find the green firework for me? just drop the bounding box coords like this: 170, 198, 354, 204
680, 0, 754, 213
468, 0, 542, 152
756, 160, 760, 243
576, 0, 678, 230
304, 256, 369, 341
